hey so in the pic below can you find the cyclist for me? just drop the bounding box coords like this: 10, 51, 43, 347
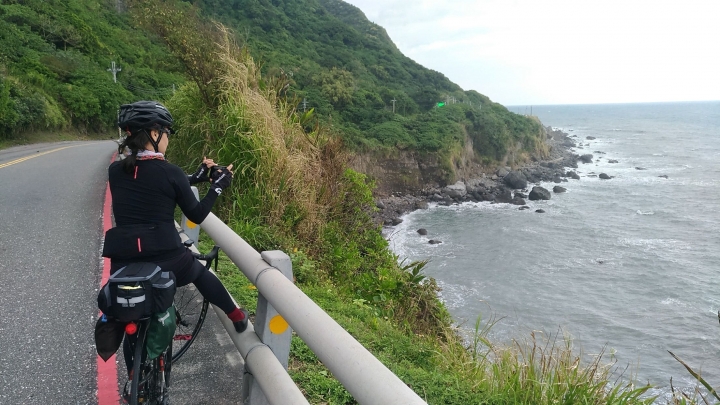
102, 100, 249, 381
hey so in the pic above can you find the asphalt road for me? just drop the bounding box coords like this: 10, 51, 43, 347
0, 141, 244, 404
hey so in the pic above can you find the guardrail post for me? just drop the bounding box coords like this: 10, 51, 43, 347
181, 186, 201, 244
243, 251, 294, 405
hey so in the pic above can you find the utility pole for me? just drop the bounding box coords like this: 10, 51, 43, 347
302, 98, 308, 112
391, 98, 396, 113
107, 61, 121, 83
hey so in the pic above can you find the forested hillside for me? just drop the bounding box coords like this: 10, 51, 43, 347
0, 0, 545, 167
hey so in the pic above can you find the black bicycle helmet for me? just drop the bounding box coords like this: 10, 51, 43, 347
117, 100, 173, 131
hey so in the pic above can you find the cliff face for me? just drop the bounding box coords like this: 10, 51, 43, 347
350, 126, 551, 197
349, 150, 446, 196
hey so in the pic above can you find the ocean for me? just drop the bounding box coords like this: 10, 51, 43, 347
388, 101, 720, 399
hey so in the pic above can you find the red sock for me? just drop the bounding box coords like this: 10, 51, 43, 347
227, 307, 246, 322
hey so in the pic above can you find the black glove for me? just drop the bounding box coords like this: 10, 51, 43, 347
210, 166, 232, 195
188, 163, 210, 184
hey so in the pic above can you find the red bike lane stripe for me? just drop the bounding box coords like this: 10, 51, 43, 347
97, 152, 120, 404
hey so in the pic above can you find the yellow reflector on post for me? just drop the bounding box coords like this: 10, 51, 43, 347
269, 315, 289, 334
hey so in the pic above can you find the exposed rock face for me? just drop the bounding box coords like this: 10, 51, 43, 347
503, 171, 528, 189
553, 186, 567, 193
579, 154, 594, 164
349, 150, 447, 196
496, 167, 509, 177
529, 186, 551, 200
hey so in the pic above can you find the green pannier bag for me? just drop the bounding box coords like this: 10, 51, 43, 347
146, 306, 177, 360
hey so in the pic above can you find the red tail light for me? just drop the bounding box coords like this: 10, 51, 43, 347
125, 322, 138, 335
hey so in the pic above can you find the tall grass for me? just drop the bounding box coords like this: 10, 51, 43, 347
133, 0, 347, 248
433, 316, 656, 405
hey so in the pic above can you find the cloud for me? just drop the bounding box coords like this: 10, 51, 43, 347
343, 0, 720, 104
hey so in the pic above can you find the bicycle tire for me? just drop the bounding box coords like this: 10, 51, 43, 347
130, 322, 148, 405
171, 283, 209, 363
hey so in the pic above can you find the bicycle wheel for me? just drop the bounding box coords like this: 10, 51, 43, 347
130, 322, 148, 405
171, 283, 209, 362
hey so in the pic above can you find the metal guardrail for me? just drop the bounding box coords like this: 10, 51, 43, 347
181, 192, 427, 404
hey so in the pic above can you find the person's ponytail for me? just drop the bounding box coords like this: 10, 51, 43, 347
117, 128, 151, 174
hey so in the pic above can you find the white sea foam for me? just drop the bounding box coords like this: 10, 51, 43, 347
635, 210, 654, 215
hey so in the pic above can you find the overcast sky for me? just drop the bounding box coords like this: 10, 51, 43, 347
342, 0, 720, 106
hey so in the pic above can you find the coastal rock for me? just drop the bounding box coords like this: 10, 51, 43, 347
391, 217, 404, 225
503, 171, 528, 189
415, 201, 429, 210
428, 239, 442, 245
417, 228, 428, 236
635, 167, 647, 170
553, 176, 563, 183
529, 186, 551, 201
443, 181, 467, 198
535, 209, 546, 213
496, 167, 509, 177
519, 206, 530, 210
553, 186, 567, 193
579, 154, 594, 164
494, 189, 514, 204
599, 173, 612, 180
658, 175, 669, 179
515, 192, 527, 198
586, 136, 596, 140
511, 196, 526, 206
376, 200, 386, 210
567, 171, 580, 180
608, 159, 619, 164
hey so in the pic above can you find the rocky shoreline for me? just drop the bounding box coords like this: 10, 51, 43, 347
372, 126, 608, 229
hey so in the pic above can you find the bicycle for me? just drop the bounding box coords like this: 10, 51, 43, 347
122, 244, 219, 405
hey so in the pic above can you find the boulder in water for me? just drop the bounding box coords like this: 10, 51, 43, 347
535, 209, 546, 213
599, 173, 612, 180
579, 154, 594, 164
553, 186, 567, 193
417, 228, 428, 236
635, 167, 647, 170
608, 159, 619, 164
428, 239, 442, 245
586, 136, 596, 140
529, 186, 551, 200
391, 217, 404, 225
658, 175, 669, 179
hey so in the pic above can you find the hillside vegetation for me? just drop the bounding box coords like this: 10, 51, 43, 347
0, 0, 546, 175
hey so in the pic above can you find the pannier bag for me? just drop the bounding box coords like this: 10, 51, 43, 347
146, 306, 177, 360
98, 262, 176, 322
94, 314, 125, 361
